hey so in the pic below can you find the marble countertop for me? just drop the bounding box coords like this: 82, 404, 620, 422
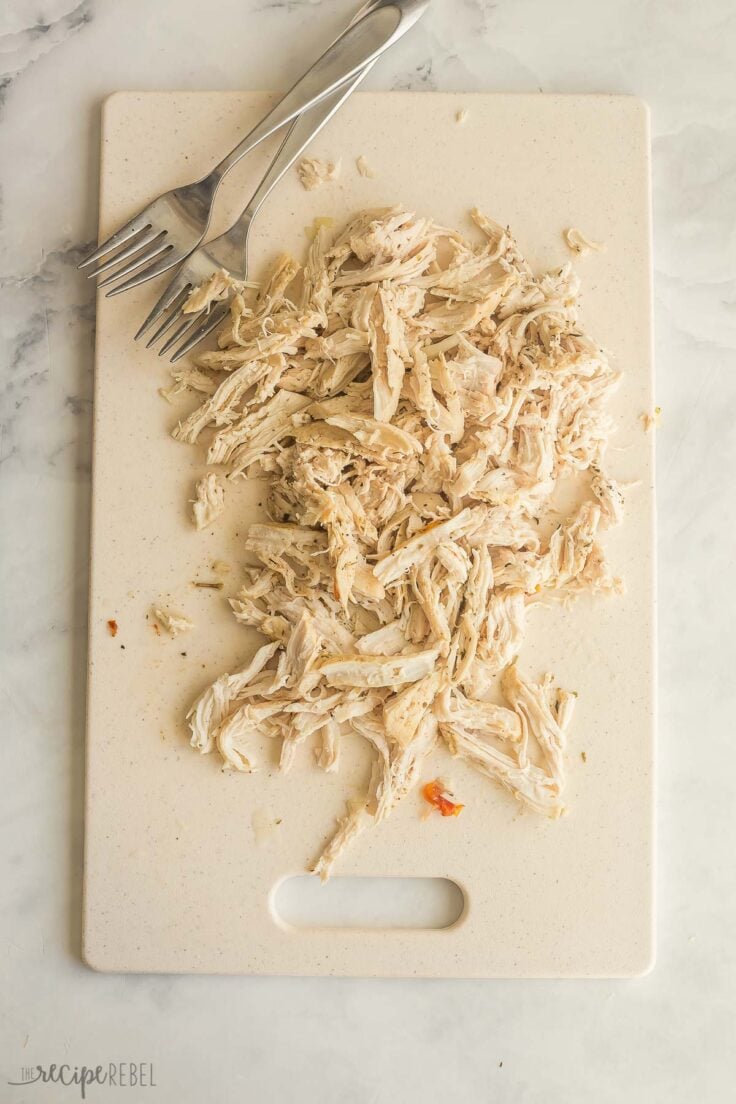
1, 0, 735, 1100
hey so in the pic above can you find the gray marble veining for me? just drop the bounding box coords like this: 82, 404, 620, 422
1, 1, 735, 1101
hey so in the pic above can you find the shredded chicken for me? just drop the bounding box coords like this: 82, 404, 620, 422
297, 157, 341, 190
159, 365, 220, 404
183, 269, 242, 314
167, 206, 624, 877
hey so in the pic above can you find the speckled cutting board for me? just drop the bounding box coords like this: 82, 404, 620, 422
84, 92, 655, 977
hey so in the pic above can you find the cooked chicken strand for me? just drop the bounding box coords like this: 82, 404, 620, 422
169, 206, 623, 876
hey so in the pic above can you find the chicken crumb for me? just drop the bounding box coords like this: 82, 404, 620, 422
356, 154, 375, 179
641, 406, 661, 432
106, 619, 118, 637
152, 607, 194, 637
251, 808, 281, 843
192, 473, 225, 531
564, 227, 605, 256
297, 157, 340, 190
456, 108, 468, 124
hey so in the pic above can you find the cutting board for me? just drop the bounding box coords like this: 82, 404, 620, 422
84, 91, 655, 977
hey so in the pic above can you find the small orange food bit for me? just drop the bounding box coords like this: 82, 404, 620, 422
422, 779, 464, 818
106, 619, 118, 637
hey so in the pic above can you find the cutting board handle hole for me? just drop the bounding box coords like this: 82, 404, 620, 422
271, 875, 465, 930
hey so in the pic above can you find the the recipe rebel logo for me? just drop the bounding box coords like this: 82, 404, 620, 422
7, 1062, 157, 1098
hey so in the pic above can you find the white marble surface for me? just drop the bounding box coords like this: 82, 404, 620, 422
1, 0, 734, 1100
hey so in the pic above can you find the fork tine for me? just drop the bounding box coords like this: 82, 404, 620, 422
135, 282, 190, 342
144, 288, 193, 347
158, 311, 204, 357
85, 229, 165, 281
97, 241, 173, 290
105, 248, 181, 298
170, 302, 230, 363
78, 214, 153, 269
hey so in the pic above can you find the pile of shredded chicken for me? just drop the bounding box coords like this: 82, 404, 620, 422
171, 206, 624, 879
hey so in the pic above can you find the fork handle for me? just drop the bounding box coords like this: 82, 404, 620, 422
226, 62, 374, 255
210, 0, 426, 182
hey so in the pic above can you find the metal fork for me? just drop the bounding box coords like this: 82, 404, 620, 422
138, 61, 377, 359
78, 0, 428, 297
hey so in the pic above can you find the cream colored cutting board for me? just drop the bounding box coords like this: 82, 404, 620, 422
84, 92, 655, 977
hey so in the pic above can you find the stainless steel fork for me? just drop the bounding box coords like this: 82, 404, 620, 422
78, 0, 428, 296
137, 32, 379, 360
136, 71, 368, 362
